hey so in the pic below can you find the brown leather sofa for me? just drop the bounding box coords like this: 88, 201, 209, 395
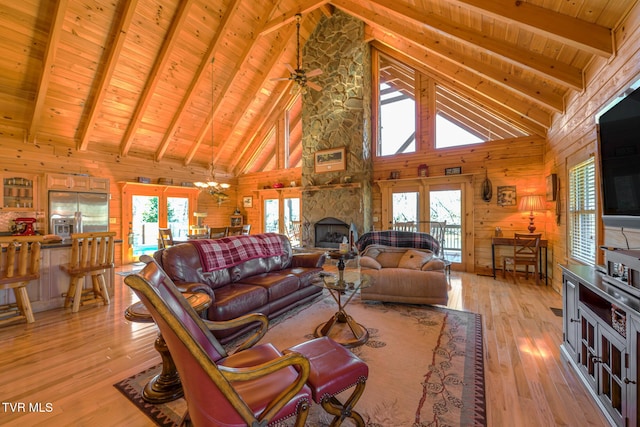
154, 233, 326, 343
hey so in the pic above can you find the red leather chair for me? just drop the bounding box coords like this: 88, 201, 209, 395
125, 256, 312, 426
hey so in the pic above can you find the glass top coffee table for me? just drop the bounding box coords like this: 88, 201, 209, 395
313, 251, 371, 348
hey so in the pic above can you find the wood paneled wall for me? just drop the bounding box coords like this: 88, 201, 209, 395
0, 140, 239, 264
545, 4, 640, 291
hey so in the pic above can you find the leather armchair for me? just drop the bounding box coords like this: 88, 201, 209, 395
125, 256, 312, 426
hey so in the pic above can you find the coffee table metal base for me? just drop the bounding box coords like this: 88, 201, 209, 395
314, 310, 369, 348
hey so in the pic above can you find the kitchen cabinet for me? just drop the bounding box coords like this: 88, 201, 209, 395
46, 173, 109, 193
563, 273, 579, 362
561, 264, 640, 427
0, 173, 38, 211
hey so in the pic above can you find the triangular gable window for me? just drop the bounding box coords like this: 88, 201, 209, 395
435, 84, 528, 148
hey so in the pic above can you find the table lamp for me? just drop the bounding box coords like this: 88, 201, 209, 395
519, 195, 546, 233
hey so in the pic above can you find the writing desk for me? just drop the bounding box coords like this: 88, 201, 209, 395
491, 236, 548, 285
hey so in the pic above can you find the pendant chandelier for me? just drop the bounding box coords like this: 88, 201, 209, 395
194, 58, 230, 204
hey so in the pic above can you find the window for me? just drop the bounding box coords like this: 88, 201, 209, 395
569, 158, 596, 265
392, 191, 418, 225
434, 84, 527, 148
376, 52, 416, 156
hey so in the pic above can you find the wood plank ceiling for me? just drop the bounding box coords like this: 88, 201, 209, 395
0, 0, 634, 176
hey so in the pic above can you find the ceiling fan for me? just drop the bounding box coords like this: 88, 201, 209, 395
272, 13, 323, 92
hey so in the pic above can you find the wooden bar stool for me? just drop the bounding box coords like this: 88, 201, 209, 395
0, 236, 44, 325
62, 232, 116, 313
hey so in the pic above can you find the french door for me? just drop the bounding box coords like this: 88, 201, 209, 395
121, 183, 199, 263
260, 189, 301, 244
380, 176, 472, 271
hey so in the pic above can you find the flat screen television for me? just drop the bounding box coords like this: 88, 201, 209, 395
598, 82, 640, 228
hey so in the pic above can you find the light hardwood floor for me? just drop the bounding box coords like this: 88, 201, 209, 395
0, 267, 609, 426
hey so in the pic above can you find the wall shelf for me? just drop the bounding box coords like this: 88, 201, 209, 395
303, 182, 361, 192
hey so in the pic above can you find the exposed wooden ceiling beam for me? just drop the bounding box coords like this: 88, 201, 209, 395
366, 0, 584, 91
27, 0, 68, 144
241, 127, 276, 174
77, 0, 139, 151
212, 16, 299, 168
260, 0, 331, 35
449, 0, 613, 57
371, 41, 549, 135
340, 2, 564, 113
154, 0, 244, 162
119, 0, 195, 157
232, 83, 298, 174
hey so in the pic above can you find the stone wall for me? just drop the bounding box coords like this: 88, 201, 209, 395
301, 11, 372, 247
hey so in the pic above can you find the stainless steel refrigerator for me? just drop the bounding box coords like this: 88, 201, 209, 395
49, 191, 109, 236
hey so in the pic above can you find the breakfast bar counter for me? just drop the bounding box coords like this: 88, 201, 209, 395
0, 239, 122, 315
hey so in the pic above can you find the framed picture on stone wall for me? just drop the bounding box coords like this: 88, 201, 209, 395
314, 147, 346, 173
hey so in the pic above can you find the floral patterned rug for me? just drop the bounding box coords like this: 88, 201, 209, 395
115, 294, 486, 426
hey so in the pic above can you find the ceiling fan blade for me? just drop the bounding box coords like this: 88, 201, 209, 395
285, 63, 296, 73
271, 76, 292, 81
306, 68, 323, 77
307, 81, 323, 91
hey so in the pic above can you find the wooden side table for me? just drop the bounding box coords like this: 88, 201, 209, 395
125, 292, 212, 403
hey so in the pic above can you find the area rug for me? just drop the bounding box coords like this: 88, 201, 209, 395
115, 294, 486, 426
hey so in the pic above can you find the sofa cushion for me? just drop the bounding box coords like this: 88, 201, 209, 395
398, 249, 432, 269
208, 284, 269, 321
240, 273, 300, 301
359, 256, 382, 270
422, 258, 446, 271
376, 251, 404, 268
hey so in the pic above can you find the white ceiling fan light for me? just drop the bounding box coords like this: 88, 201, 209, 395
272, 13, 323, 93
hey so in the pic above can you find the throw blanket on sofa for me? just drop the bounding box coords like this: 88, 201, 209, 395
189, 233, 285, 272
355, 230, 439, 253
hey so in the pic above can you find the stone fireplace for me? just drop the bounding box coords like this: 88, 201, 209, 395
300, 11, 373, 247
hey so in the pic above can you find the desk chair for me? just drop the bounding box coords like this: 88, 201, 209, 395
241, 224, 251, 235
0, 236, 43, 325
158, 228, 174, 248
503, 233, 542, 285
208, 227, 228, 239
62, 232, 116, 312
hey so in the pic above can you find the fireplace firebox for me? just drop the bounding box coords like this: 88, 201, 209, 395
314, 217, 358, 249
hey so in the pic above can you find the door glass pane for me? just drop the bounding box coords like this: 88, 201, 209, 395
167, 197, 189, 240
132, 195, 159, 257
392, 192, 418, 227
283, 197, 301, 245
430, 189, 461, 263
264, 199, 279, 233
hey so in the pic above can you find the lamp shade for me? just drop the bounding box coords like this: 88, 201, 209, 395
518, 195, 546, 212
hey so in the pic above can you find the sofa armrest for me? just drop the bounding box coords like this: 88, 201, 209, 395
422, 258, 446, 271
291, 252, 326, 268
176, 282, 215, 301
359, 256, 382, 270
204, 312, 269, 353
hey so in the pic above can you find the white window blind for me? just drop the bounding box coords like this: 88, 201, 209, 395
569, 158, 596, 265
